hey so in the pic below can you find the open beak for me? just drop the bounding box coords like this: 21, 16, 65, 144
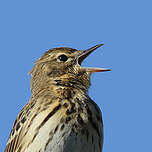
77, 44, 111, 73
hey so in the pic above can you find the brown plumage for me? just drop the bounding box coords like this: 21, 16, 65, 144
5, 44, 110, 152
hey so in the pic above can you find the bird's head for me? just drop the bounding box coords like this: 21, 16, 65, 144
30, 44, 110, 91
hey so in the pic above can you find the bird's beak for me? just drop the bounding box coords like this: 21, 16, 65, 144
77, 44, 111, 73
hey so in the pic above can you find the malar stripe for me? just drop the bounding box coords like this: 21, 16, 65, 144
38, 104, 61, 130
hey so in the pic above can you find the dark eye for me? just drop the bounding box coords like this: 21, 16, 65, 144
58, 54, 68, 62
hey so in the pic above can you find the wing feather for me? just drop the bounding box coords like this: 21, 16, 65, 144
4, 101, 30, 152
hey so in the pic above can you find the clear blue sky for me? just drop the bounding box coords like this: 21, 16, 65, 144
0, 0, 151, 151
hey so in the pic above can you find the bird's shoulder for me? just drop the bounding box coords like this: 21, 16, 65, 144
4, 100, 33, 152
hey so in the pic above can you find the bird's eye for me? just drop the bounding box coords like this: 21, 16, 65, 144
58, 54, 68, 62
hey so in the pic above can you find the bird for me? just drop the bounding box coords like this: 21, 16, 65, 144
4, 44, 110, 152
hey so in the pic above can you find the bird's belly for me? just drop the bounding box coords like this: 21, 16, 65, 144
24, 100, 102, 152
45, 126, 100, 152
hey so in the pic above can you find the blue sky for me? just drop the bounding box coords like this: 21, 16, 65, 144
0, 0, 151, 151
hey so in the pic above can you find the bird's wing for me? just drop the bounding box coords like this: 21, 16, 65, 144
88, 98, 104, 151
4, 101, 30, 152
